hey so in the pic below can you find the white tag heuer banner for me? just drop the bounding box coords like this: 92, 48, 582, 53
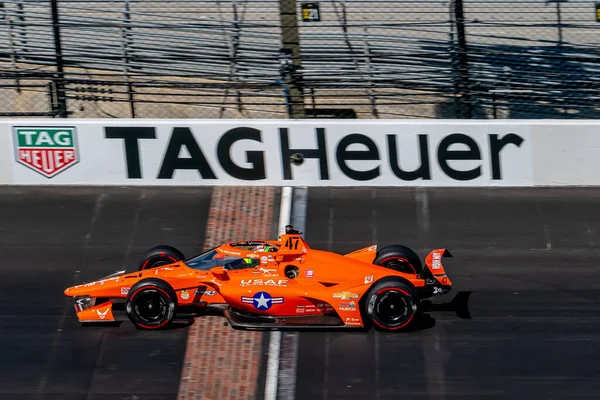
0, 119, 540, 186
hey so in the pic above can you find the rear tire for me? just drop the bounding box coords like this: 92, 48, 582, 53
138, 245, 185, 271
125, 278, 177, 330
364, 279, 419, 331
373, 244, 422, 275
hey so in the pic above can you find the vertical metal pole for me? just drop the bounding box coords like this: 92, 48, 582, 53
363, 27, 378, 118
122, 0, 135, 118
50, 0, 67, 117
232, 0, 242, 113
6, 8, 21, 93
219, 0, 243, 117
448, 0, 461, 116
279, 0, 305, 118
16, 1, 27, 52
556, 2, 563, 47
453, 0, 472, 118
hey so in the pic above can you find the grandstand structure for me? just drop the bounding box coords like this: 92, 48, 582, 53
0, 0, 598, 119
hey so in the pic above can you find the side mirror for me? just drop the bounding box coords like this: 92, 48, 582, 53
210, 266, 228, 276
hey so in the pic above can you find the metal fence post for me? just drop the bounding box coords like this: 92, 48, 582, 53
452, 0, 472, 118
121, 0, 136, 118
50, 0, 67, 117
279, 0, 305, 118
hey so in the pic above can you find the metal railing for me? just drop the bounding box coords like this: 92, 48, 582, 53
0, 0, 598, 119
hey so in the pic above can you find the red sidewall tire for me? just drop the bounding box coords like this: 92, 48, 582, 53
364, 280, 418, 332
373, 245, 423, 275
138, 245, 185, 271
126, 279, 177, 330
377, 256, 417, 274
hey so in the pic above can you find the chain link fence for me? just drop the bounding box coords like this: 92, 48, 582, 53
0, 0, 598, 119
463, 0, 600, 119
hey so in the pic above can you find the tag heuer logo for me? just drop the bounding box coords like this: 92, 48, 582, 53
13, 127, 79, 178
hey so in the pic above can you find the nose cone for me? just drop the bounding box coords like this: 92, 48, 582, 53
63, 285, 91, 297
64, 285, 84, 297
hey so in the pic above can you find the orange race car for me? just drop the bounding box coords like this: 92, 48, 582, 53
64, 225, 469, 332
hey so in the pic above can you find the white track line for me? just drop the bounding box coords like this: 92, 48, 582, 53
264, 186, 293, 400
277, 186, 307, 399
278, 187, 293, 236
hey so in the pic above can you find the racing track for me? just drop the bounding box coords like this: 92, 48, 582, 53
0, 186, 213, 399
291, 187, 600, 399
3, 186, 600, 399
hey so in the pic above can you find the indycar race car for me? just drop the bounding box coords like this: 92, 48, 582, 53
64, 225, 466, 331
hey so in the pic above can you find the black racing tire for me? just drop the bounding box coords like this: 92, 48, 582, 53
364, 279, 419, 332
125, 278, 177, 330
138, 245, 185, 271
373, 244, 423, 275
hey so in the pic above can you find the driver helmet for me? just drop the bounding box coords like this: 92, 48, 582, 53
255, 243, 273, 252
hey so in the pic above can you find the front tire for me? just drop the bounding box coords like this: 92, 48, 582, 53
138, 245, 185, 271
364, 280, 419, 331
125, 279, 177, 330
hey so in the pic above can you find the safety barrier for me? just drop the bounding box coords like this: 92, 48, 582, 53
1, 119, 598, 186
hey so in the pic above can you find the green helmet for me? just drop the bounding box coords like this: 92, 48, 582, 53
255, 244, 271, 252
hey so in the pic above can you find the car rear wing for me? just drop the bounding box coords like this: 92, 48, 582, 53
424, 248, 452, 287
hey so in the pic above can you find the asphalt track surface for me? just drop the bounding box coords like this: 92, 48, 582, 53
0, 186, 212, 399
296, 187, 600, 399
3, 186, 600, 399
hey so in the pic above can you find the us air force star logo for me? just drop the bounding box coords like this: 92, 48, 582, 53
254, 293, 270, 309
241, 291, 284, 310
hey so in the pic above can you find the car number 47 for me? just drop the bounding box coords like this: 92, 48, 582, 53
284, 237, 300, 250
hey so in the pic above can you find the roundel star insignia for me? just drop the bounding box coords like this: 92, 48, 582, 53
241, 291, 284, 310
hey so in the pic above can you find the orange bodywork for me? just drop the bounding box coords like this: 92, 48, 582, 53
64, 232, 453, 329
